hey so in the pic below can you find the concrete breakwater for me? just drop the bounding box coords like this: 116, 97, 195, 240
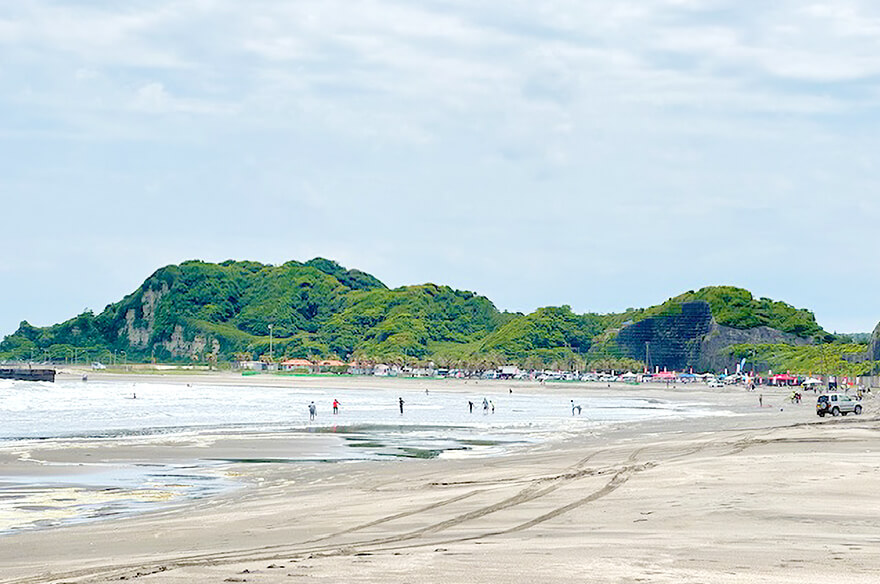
0, 368, 56, 382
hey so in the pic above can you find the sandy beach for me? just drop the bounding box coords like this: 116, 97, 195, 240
1, 373, 879, 583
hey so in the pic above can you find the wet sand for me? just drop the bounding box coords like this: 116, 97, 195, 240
1, 374, 878, 583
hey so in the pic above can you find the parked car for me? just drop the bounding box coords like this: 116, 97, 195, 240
816, 393, 862, 417
707, 379, 723, 388
91, 362, 106, 370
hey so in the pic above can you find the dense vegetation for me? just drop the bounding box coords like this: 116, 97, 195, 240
724, 343, 878, 379
0, 258, 844, 373
644, 286, 830, 340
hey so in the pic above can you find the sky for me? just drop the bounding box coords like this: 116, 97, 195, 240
1, 0, 879, 337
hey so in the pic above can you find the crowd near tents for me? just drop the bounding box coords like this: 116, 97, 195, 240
235, 359, 862, 388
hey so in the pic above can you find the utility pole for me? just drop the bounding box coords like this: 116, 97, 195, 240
645, 341, 650, 373
268, 324, 274, 362
871, 335, 877, 388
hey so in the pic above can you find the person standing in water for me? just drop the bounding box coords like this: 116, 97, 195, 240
468, 400, 474, 413
482, 397, 489, 414
332, 398, 340, 414
308, 401, 317, 421
571, 400, 582, 415
398, 397, 405, 414
758, 394, 763, 408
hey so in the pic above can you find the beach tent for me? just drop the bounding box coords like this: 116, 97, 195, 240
654, 371, 676, 379
620, 372, 639, 379
769, 373, 798, 386
803, 378, 823, 386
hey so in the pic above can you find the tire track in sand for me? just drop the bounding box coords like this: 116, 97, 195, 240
0, 447, 680, 584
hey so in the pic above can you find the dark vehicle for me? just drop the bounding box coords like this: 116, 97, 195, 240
816, 393, 862, 417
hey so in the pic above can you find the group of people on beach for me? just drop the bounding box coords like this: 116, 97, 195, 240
307, 398, 347, 418
467, 398, 495, 414
312, 395, 503, 418
304, 391, 598, 421
307, 396, 405, 419
304, 392, 600, 421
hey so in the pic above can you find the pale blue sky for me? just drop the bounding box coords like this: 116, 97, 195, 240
2, 1, 879, 336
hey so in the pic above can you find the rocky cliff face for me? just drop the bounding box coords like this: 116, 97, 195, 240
615, 300, 810, 371
697, 323, 810, 371
873, 322, 880, 360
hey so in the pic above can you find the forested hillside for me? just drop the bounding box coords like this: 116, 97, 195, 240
0, 258, 844, 372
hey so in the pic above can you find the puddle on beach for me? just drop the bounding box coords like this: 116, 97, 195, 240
0, 464, 232, 535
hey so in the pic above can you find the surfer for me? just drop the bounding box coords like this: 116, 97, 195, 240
398, 397, 405, 415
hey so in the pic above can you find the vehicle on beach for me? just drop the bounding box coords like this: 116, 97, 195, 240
707, 379, 723, 388
91, 362, 106, 370
816, 393, 862, 417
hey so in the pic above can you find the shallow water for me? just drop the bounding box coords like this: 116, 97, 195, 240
0, 378, 729, 534
0, 378, 717, 442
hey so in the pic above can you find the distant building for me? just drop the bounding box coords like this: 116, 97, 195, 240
347, 361, 371, 375
499, 365, 519, 379
239, 360, 266, 371
318, 359, 345, 372
280, 358, 316, 373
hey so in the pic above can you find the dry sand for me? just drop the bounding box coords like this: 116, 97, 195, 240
1, 374, 879, 583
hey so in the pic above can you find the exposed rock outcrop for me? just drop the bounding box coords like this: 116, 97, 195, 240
615, 300, 811, 371
698, 323, 810, 371
873, 322, 880, 360
120, 284, 168, 348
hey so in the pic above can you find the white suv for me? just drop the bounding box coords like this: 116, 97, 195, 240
816, 393, 862, 417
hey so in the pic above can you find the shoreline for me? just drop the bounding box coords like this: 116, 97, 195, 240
1, 373, 878, 583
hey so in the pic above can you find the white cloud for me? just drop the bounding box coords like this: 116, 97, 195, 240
130, 82, 236, 115
2, 1, 880, 334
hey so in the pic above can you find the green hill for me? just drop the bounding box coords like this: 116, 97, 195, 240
644, 286, 828, 339
0, 259, 852, 373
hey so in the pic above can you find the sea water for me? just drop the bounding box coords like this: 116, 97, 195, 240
0, 378, 719, 442
0, 377, 727, 533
